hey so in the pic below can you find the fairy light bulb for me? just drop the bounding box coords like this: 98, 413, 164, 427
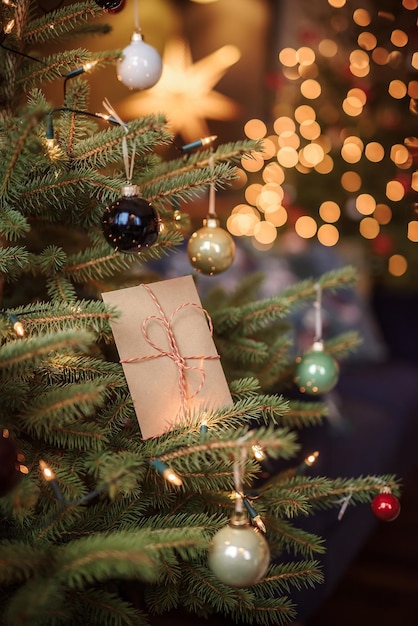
117, 31, 162, 90
151, 459, 183, 486
39, 460, 55, 481
252, 444, 265, 461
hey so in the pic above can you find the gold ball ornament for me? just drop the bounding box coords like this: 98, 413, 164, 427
187, 217, 236, 275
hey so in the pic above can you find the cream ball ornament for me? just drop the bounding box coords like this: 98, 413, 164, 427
187, 217, 236, 275
117, 31, 162, 90
208, 514, 270, 587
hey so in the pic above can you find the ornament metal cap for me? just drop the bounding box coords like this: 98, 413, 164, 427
229, 512, 251, 528
312, 340, 324, 351
131, 31, 144, 43
203, 216, 220, 229
121, 184, 138, 197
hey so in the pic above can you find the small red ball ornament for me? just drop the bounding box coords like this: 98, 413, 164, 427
371, 492, 400, 522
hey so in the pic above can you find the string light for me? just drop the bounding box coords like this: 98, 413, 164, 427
150, 459, 183, 487
39, 460, 65, 503
240, 493, 266, 533
252, 443, 265, 461
180, 135, 217, 153
9, 314, 25, 337
0, 18, 14, 43
296, 450, 319, 475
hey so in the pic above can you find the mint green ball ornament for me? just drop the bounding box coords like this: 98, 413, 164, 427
208, 514, 270, 587
294, 341, 339, 395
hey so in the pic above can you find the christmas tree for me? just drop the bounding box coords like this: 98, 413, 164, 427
0, 2, 400, 625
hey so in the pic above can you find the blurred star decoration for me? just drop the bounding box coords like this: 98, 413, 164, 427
119, 37, 241, 142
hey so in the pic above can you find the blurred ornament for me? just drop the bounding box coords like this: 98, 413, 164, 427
102, 184, 159, 253
117, 31, 162, 90
187, 216, 235, 275
208, 514, 270, 587
105, 0, 125, 12
371, 491, 401, 522
94, 0, 123, 9
0, 431, 22, 497
295, 340, 339, 395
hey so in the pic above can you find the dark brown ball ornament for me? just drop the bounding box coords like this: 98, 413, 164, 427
102, 185, 159, 253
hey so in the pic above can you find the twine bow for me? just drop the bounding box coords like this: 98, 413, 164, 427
121, 283, 220, 421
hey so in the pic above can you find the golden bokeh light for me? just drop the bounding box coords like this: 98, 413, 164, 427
317, 224, 339, 246
407, 221, 418, 242
315, 154, 334, 174
295, 105, 316, 123
262, 162, 285, 185
273, 116, 296, 135
245, 183, 263, 206
402, 0, 417, 8
374, 203, 392, 225
278, 132, 300, 149
295, 215, 317, 238
254, 220, 278, 244
299, 120, 321, 140
319, 200, 341, 222
388, 254, 407, 277
300, 79, 322, 99
408, 81, 418, 98
413, 52, 418, 70
386, 180, 405, 201
391, 29, 408, 47
264, 205, 288, 227
296, 47, 316, 66
359, 217, 380, 239
365, 142, 385, 162
372, 47, 390, 65
341, 171, 362, 191
241, 152, 265, 173
358, 32, 377, 51
349, 49, 369, 70
227, 207, 260, 237
342, 97, 363, 116
302, 143, 325, 166
277, 146, 299, 168
356, 193, 376, 215
341, 142, 362, 163
353, 9, 371, 27
261, 137, 278, 160
318, 38, 338, 57
328, 0, 346, 7
388, 80, 407, 99
390, 144, 410, 166
244, 118, 267, 140
279, 47, 298, 67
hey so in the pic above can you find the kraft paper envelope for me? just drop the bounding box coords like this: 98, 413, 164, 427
102, 275, 233, 439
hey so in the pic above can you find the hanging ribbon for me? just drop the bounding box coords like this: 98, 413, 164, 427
102, 98, 136, 184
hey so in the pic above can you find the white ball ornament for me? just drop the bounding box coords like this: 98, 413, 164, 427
117, 32, 162, 90
208, 515, 270, 587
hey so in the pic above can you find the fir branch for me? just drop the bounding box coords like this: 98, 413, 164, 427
24, 3, 102, 45
56, 529, 209, 587
0, 329, 94, 377
258, 560, 324, 594
71, 589, 148, 626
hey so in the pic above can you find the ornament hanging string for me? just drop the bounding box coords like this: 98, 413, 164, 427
133, 0, 141, 32
233, 436, 251, 515
120, 283, 220, 421
313, 282, 323, 343
208, 154, 216, 218
102, 98, 136, 183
